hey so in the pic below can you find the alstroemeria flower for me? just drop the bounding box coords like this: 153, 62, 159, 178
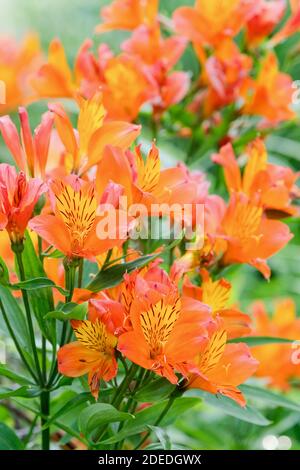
173, 0, 258, 47
0, 107, 53, 177
95, 0, 158, 33
0, 34, 41, 113
29, 176, 130, 259
182, 269, 252, 339
213, 139, 300, 216
251, 299, 300, 390
0, 163, 46, 243
187, 324, 258, 406
118, 267, 212, 383
241, 52, 295, 124
219, 193, 293, 279
121, 24, 189, 115
48, 92, 140, 174
58, 316, 118, 399
245, 0, 285, 46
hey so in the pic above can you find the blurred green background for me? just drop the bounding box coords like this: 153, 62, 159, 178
0, 0, 300, 450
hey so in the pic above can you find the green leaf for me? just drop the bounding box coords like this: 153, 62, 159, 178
0, 285, 31, 350
86, 238, 181, 293
148, 425, 171, 450
79, 403, 133, 437
0, 423, 23, 450
186, 390, 271, 426
0, 365, 33, 385
19, 232, 55, 341
0, 386, 40, 399
240, 384, 300, 412
0, 256, 10, 286
229, 336, 294, 346
46, 302, 87, 321
43, 249, 64, 259
101, 397, 200, 445
11, 277, 69, 296
135, 377, 176, 402
43, 392, 92, 429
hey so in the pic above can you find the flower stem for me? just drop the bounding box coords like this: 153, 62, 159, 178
40, 390, 50, 450
14, 246, 44, 385
134, 388, 181, 450
0, 298, 38, 382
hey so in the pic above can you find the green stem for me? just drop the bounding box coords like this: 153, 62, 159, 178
94, 363, 139, 444
14, 247, 44, 385
134, 390, 179, 450
0, 299, 38, 382
78, 258, 84, 288
40, 391, 50, 450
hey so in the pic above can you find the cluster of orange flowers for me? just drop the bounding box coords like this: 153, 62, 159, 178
0, 0, 300, 410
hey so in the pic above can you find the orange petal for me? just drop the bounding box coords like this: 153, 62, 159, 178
29, 214, 71, 255
58, 341, 101, 377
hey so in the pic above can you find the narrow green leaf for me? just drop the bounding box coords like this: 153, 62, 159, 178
20, 232, 55, 341
0, 386, 40, 399
11, 277, 69, 296
79, 403, 133, 437
0, 365, 33, 385
0, 285, 31, 350
229, 336, 294, 346
45, 302, 88, 321
0, 423, 23, 450
240, 384, 300, 412
186, 390, 271, 426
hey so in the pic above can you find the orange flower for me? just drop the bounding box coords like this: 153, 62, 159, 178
241, 52, 296, 124
0, 107, 53, 177
58, 315, 118, 399
213, 139, 300, 216
182, 269, 251, 339
118, 267, 211, 383
219, 193, 293, 278
251, 299, 300, 390
0, 34, 41, 113
173, 0, 257, 47
246, 0, 285, 46
187, 323, 258, 406
29, 176, 130, 259
31, 38, 76, 100
96, 144, 202, 213
121, 25, 189, 114
48, 92, 140, 173
100, 53, 157, 121
95, 0, 159, 33
0, 164, 46, 243
201, 39, 252, 115
272, 0, 300, 45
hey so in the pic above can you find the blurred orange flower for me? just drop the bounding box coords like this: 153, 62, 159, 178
95, 0, 159, 33
251, 299, 300, 390
173, 0, 257, 46
241, 52, 295, 124
0, 34, 41, 114
213, 139, 300, 216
